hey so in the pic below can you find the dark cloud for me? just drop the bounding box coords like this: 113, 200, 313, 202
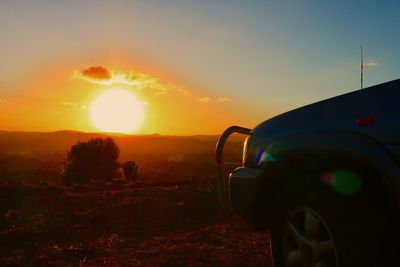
80, 66, 111, 80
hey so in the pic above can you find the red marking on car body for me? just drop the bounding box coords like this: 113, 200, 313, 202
355, 116, 374, 126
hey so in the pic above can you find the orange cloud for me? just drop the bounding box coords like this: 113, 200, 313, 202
73, 66, 233, 104
81, 66, 111, 80
196, 97, 212, 103
60, 101, 87, 110
73, 66, 169, 94
365, 60, 378, 67
216, 97, 233, 103
196, 96, 233, 104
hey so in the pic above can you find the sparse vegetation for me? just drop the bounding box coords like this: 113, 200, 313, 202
0, 178, 270, 266
122, 161, 138, 180
0, 132, 267, 266
61, 138, 120, 185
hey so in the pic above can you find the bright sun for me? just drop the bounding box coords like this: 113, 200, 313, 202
89, 89, 144, 133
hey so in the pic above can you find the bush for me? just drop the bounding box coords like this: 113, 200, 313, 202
122, 161, 138, 180
61, 138, 120, 185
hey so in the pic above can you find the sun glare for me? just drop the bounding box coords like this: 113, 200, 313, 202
89, 89, 144, 133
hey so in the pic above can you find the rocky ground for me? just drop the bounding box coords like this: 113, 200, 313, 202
0, 178, 273, 266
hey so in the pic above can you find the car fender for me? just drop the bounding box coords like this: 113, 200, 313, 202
251, 130, 400, 207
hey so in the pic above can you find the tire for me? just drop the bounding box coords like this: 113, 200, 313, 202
270, 173, 390, 267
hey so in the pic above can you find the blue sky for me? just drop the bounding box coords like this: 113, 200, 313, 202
1, 1, 399, 132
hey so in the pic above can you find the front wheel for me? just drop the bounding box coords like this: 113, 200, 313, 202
273, 205, 337, 267
270, 174, 390, 267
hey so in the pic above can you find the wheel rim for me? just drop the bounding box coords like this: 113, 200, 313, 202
282, 206, 338, 267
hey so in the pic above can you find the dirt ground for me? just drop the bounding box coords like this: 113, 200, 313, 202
0, 178, 273, 266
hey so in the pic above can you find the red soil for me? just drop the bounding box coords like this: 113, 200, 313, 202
0, 178, 273, 266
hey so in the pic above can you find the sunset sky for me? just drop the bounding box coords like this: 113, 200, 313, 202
1, 1, 400, 135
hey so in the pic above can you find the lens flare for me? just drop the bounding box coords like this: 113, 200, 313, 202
321, 170, 362, 195
256, 148, 277, 166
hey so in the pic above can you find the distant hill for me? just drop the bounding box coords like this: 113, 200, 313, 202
0, 130, 245, 158
0, 131, 246, 183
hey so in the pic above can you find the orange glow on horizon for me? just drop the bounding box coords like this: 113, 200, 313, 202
0, 56, 252, 135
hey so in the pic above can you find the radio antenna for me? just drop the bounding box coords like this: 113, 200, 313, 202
360, 45, 364, 89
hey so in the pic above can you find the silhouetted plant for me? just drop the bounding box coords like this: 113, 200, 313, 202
61, 138, 120, 185
122, 161, 138, 180
115, 167, 125, 180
